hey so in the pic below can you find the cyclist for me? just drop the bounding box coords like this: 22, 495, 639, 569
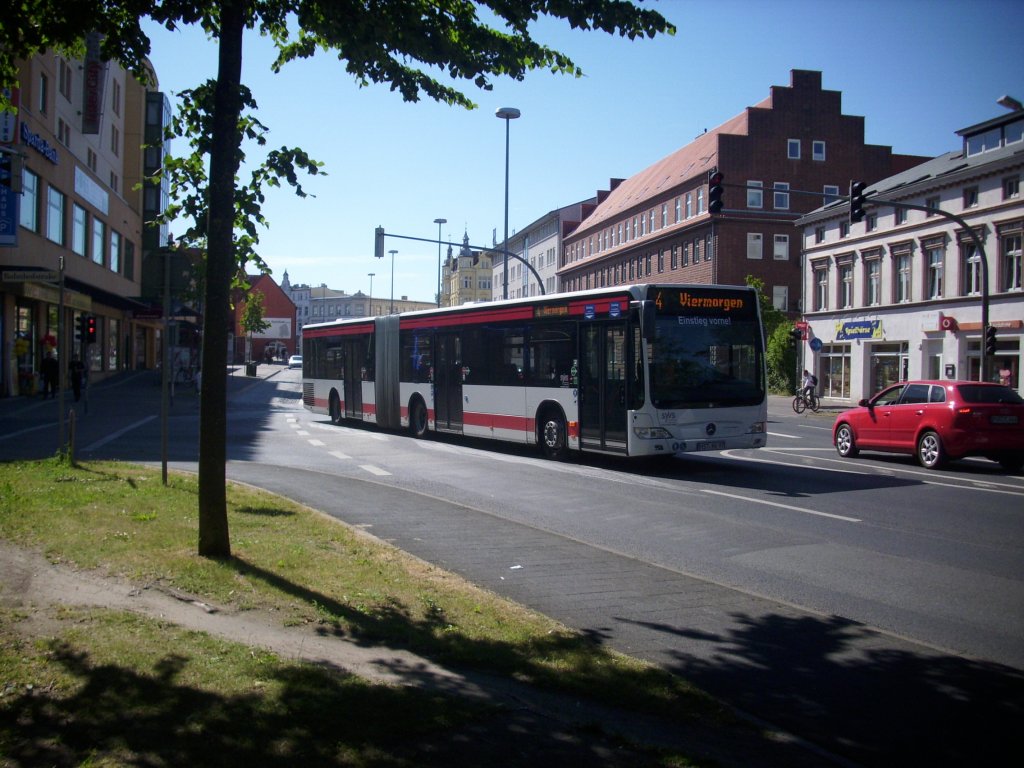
801, 370, 818, 402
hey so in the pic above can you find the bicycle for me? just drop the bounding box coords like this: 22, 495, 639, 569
792, 389, 820, 414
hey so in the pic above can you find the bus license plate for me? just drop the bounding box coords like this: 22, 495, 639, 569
694, 440, 726, 451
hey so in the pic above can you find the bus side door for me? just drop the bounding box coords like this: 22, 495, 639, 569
580, 321, 628, 453
434, 332, 463, 431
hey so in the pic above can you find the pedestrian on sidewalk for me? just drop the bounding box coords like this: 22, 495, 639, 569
40, 353, 59, 399
68, 357, 86, 402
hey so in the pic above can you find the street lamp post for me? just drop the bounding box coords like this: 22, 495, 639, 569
495, 107, 520, 300
433, 217, 447, 307
367, 272, 374, 315
388, 249, 397, 314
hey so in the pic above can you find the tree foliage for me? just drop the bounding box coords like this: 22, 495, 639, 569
1, 1, 675, 559
745, 275, 796, 394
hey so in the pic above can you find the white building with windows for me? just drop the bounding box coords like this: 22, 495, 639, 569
796, 107, 1023, 404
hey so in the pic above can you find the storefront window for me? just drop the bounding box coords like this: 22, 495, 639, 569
820, 343, 851, 400
869, 342, 909, 395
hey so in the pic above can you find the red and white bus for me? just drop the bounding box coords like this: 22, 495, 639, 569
301, 283, 767, 459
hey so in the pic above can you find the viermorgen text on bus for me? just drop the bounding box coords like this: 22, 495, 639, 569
301, 284, 768, 459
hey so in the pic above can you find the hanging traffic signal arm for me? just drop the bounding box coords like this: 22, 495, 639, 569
849, 181, 868, 224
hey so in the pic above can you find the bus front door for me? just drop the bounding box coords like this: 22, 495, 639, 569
579, 322, 628, 453
434, 332, 463, 432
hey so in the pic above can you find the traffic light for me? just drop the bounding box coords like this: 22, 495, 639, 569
374, 226, 385, 260
708, 170, 725, 214
985, 325, 998, 356
74, 315, 84, 342
85, 315, 97, 344
789, 328, 803, 347
849, 181, 867, 224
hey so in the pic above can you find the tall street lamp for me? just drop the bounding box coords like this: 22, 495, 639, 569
433, 217, 447, 307
388, 249, 397, 314
496, 106, 520, 300
367, 272, 375, 315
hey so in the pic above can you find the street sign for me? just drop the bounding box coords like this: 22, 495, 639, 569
2, 269, 59, 282
809, 337, 823, 352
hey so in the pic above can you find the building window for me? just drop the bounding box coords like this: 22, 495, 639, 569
895, 207, 908, 225
110, 231, 121, 273
1004, 176, 1020, 200
109, 172, 119, 193
961, 242, 983, 296
839, 261, 854, 308
925, 195, 940, 215
787, 139, 800, 159
674, 197, 681, 222
814, 265, 829, 311
925, 242, 944, 299
46, 187, 64, 245
812, 141, 826, 161
649, 210, 655, 232
824, 185, 840, 204
772, 285, 788, 312
815, 226, 826, 244
112, 80, 121, 117
661, 203, 668, 228
773, 234, 789, 260
72, 204, 88, 257
57, 118, 70, 147
706, 234, 712, 261
866, 258, 881, 306
58, 59, 72, 100
746, 233, 763, 259
895, 252, 912, 303
747, 181, 763, 209
92, 219, 105, 266
963, 186, 978, 208
685, 193, 692, 219
38, 73, 48, 113
110, 124, 120, 157
682, 242, 689, 266
840, 221, 850, 238
19, 170, 38, 232
866, 213, 877, 232
671, 245, 678, 270
87, 149, 97, 173
774, 182, 790, 210
697, 187, 704, 213
657, 250, 664, 273
1002, 233, 1022, 291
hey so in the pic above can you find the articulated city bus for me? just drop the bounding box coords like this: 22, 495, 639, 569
301, 284, 767, 459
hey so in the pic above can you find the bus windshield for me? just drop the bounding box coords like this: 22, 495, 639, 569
647, 287, 765, 409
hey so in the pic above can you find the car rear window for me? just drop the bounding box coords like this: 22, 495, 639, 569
956, 384, 1024, 404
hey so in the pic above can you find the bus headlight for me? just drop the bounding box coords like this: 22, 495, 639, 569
747, 421, 766, 434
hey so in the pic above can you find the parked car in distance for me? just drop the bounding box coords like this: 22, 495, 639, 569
832, 380, 1024, 471
288, 354, 302, 369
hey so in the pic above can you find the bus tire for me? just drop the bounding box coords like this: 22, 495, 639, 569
329, 391, 342, 425
409, 396, 428, 438
539, 406, 568, 461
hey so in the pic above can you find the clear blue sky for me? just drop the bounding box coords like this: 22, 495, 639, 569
141, 0, 1024, 303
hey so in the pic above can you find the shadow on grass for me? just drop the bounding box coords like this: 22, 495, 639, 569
0, 634, 657, 768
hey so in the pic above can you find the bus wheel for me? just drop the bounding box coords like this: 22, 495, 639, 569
409, 397, 428, 438
540, 408, 568, 460
329, 391, 342, 425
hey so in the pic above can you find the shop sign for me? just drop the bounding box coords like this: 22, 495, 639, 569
835, 319, 882, 340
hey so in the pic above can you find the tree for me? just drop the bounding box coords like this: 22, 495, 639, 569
2, 1, 674, 559
745, 275, 794, 394
240, 289, 271, 362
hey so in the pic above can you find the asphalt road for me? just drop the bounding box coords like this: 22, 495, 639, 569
2, 368, 1022, 767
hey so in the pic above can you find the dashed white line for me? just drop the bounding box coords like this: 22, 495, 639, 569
702, 488, 862, 523
308, 439, 325, 447
359, 464, 391, 476
329, 451, 351, 460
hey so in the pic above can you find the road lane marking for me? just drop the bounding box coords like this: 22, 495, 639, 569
329, 451, 351, 460
767, 431, 801, 439
359, 464, 391, 476
702, 488, 862, 523
308, 439, 325, 447
83, 416, 157, 451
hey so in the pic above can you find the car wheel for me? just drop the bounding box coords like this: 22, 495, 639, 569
329, 391, 342, 425
917, 430, 946, 469
835, 423, 859, 458
539, 408, 568, 460
409, 397, 428, 438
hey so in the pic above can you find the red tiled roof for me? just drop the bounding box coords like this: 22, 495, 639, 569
574, 107, 756, 235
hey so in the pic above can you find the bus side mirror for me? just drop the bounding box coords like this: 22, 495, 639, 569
640, 301, 655, 341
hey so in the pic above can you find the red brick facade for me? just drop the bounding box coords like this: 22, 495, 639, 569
558, 70, 928, 316
231, 274, 297, 363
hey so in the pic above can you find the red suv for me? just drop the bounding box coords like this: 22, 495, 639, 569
832, 380, 1024, 471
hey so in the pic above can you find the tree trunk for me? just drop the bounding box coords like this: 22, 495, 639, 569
197, 0, 246, 558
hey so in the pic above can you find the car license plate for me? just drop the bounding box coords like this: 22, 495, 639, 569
990, 414, 1018, 424
694, 440, 726, 451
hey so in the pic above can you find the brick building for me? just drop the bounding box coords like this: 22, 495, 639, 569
232, 273, 296, 363
558, 70, 929, 314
